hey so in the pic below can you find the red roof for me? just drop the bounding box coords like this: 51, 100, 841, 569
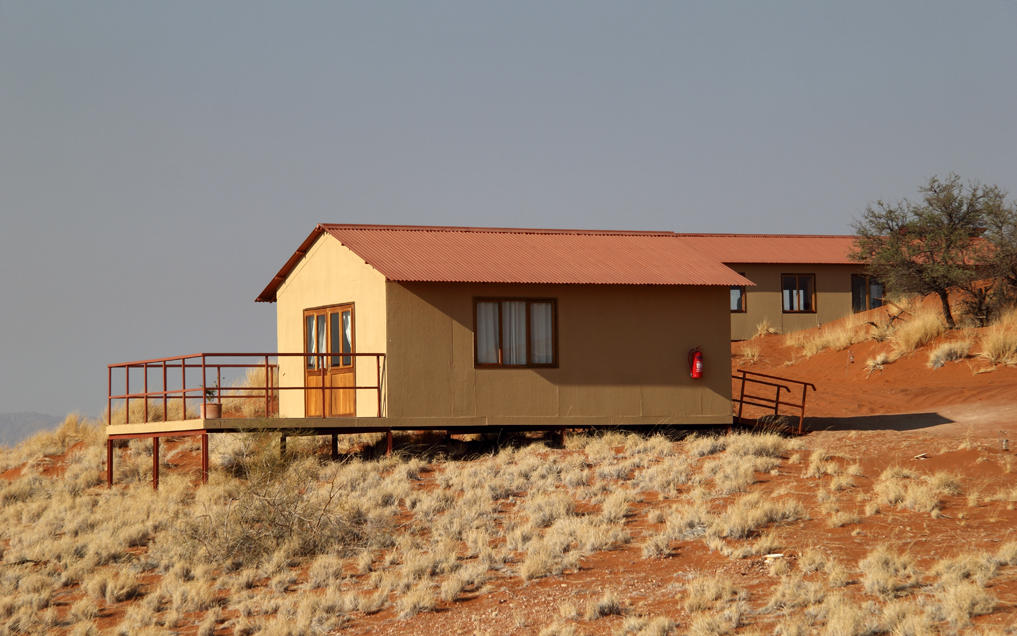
256, 225, 752, 302
675, 234, 860, 265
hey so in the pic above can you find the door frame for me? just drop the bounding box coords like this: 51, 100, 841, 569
303, 303, 356, 417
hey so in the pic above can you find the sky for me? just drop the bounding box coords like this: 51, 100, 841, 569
1, 2, 1015, 417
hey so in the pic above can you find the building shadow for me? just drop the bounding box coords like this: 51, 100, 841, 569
805, 412, 954, 432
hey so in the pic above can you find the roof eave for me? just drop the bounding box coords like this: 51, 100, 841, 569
255, 226, 327, 303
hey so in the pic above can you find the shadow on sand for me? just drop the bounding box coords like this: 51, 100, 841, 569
805, 412, 954, 433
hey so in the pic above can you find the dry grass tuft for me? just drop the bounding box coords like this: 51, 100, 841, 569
585, 590, 622, 620
683, 575, 738, 613
859, 545, 922, 599
754, 318, 779, 339
927, 339, 972, 368
890, 307, 946, 358
738, 343, 762, 365
978, 314, 1017, 365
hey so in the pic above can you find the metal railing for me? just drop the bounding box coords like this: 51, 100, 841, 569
107, 352, 386, 425
731, 369, 816, 434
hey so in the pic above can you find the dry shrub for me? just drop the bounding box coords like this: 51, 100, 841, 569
978, 317, 1017, 365
396, 584, 436, 619
933, 581, 997, 628
931, 551, 997, 586
869, 316, 896, 342
181, 448, 378, 565
927, 339, 972, 368
890, 307, 946, 358
764, 574, 825, 610
859, 545, 921, 599
683, 575, 738, 613
784, 329, 809, 349
585, 590, 622, 620
799, 320, 867, 358
754, 318, 779, 338
864, 351, 890, 375
738, 344, 761, 365
710, 493, 805, 540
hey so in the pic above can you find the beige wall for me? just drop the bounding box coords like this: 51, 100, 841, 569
384, 282, 733, 426
275, 235, 388, 417
729, 264, 869, 340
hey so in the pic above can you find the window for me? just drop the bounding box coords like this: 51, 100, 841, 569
782, 274, 815, 313
475, 299, 557, 367
851, 275, 884, 313
731, 273, 746, 313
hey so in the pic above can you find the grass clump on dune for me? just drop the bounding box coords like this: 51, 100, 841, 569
889, 307, 946, 358
927, 339, 972, 368
977, 308, 1017, 366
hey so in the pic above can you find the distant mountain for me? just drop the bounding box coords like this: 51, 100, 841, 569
0, 412, 64, 448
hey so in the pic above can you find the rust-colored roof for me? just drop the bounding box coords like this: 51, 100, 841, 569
256, 224, 752, 302
675, 234, 861, 265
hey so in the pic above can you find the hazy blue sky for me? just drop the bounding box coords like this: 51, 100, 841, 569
1, 2, 1015, 417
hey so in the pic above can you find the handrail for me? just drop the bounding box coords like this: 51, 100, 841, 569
108, 353, 386, 425
731, 369, 816, 434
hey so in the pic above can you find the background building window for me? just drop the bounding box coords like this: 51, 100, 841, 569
731, 273, 746, 312
852, 275, 884, 313
782, 274, 815, 313
475, 299, 557, 367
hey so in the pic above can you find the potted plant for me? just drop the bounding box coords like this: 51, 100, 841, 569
200, 381, 221, 419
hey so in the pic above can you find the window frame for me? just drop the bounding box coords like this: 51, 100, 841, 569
851, 274, 884, 313
781, 274, 817, 314
473, 297, 559, 369
730, 273, 747, 313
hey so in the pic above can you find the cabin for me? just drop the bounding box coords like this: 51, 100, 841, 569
105, 224, 829, 488
254, 224, 752, 428
677, 234, 878, 341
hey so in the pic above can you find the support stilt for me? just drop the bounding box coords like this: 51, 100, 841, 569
331, 434, 339, 460
281, 435, 287, 457
385, 429, 393, 456
152, 436, 160, 490
200, 433, 209, 484
106, 438, 113, 487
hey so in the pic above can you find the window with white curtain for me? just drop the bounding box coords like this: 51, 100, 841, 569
474, 299, 557, 367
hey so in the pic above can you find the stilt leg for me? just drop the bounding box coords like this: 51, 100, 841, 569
331, 434, 339, 460
281, 435, 287, 457
200, 433, 209, 484
559, 426, 567, 447
152, 437, 160, 490
385, 429, 393, 456
106, 438, 114, 487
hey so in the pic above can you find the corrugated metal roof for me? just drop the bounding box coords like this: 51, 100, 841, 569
256, 224, 752, 302
675, 234, 860, 265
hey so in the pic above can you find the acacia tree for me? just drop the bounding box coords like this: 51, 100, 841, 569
850, 174, 1010, 329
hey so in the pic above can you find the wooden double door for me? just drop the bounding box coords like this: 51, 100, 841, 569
304, 304, 355, 417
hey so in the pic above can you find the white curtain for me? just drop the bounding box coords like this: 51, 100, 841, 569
342, 311, 353, 365
502, 301, 527, 364
530, 302, 553, 364
476, 302, 500, 363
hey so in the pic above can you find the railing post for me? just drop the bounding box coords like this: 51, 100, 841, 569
107, 366, 113, 426
106, 438, 113, 487
773, 386, 780, 415
162, 361, 168, 422
144, 363, 149, 424
737, 370, 747, 420
181, 356, 187, 420
321, 353, 326, 418
264, 355, 270, 418
152, 436, 159, 490
798, 387, 810, 435
200, 433, 209, 484
376, 355, 381, 418
125, 366, 130, 425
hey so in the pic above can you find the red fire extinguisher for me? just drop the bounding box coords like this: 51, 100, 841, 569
689, 346, 704, 379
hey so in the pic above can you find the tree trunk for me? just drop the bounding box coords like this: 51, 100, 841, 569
937, 289, 956, 329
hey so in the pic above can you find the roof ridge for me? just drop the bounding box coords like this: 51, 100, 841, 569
675, 233, 856, 239
319, 223, 675, 236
